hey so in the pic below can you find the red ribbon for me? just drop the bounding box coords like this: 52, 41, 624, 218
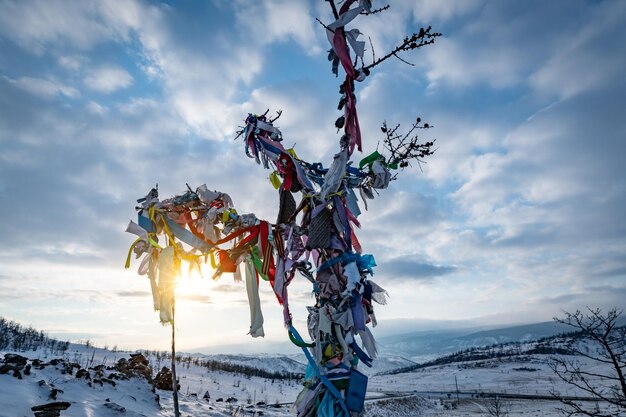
259, 221, 280, 304
277, 152, 296, 191
331, 0, 363, 155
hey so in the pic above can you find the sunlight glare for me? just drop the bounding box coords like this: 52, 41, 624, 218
176, 266, 214, 296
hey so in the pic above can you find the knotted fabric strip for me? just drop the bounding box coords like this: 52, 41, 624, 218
245, 256, 265, 337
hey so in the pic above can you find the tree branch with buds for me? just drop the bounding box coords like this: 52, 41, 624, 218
364, 26, 441, 72
381, 118, 436, 171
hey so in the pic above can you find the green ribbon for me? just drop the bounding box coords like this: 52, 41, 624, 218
358, 150, 398, 170
250, 246, 269, 281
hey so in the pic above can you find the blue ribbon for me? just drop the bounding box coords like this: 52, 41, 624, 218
289, 325, 349, 416
349, 341, 372, 367
351, 291, 366, 332
137, 213, 155, 233
317, 252, 376, 275
346, 165, 365, 178
256, 137, 283, 156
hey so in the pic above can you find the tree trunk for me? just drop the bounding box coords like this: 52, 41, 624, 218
171, 299, 180, 417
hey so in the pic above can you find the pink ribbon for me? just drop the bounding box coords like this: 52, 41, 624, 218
344, 80, 362, 154
329, 0, 363, 155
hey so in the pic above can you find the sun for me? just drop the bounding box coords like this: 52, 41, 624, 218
176, 267, 214, 296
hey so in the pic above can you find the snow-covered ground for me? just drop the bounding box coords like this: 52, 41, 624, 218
1, 336, 621, 417
0, 343, 303, 417
373, 356, 562, 396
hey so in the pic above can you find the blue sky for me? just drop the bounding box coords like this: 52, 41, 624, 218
0, 0, 625, 352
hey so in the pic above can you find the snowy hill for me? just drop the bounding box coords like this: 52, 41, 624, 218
0, 344, 301, 417
0, 349, 163, 417
377, 321, 575, 359
187, 352, 418, 377
2, 317, 624, 417
378, 321, 626, 377
192, 353, 305, 375
449, 321, 578, 348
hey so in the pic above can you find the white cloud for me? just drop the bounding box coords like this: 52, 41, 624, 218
150, 0, 327, 140
358, 72, 384, 102
424, 37, 523, 88
57, 55, 84, 71
86, 101, 108, 115
415, 1, 624, 93
84, 66, 133, 93
158, 47, 265, 139
239, 82, 339, 158
440, 88, 626, 302
234, 0, 321, 54
116, 97, 159, 115
6, 76, 79, 99
529, 1, 626, 99
0, 0, 131, 53
412, 0, 484, 23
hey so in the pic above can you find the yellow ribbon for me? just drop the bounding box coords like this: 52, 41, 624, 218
269, 171, 281, 189
124, 237, 142, 269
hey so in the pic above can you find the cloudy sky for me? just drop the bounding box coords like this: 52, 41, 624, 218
1, 0, 625, 352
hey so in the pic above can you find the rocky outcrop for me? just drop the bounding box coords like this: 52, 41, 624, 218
31, 401, 71, 417
153, 367, 180, 391
2, 352, 160, 415
2, 352, 156, 399
103, 401, 126, 413
4, 353, 28, 366
115, 353, 152, 382
75, 369, 90, 380
0, 353, 29, 378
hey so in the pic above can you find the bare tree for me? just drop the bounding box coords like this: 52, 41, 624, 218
485, 395, 510, 417
550, 308, 626, 417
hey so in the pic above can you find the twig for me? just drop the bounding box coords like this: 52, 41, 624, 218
326, 0, 339, 19
363, 27, 441, 72
361, 5, 390, 15
315, 18, 334, 33
392, 52, 415, 66
368, 36, 375, 63
269, 110, 283, 123
380, 118, 436, 169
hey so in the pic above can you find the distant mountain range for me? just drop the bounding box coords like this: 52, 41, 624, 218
187, 321, 593, 376
376, 321, 575, 360
379, 329, 584, 376
189, 320, 586, 367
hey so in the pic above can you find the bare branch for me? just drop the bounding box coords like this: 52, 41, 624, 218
380, 118, 436, 169
361, 5, 390, 15
368, 36, 375, 63
363, 26, 441, 72
551, 308, 626, 416
570, 348, 615, 365
326, 0, 339, 20
485, 396, 510, 417
316, 17, 334, 33
269, 110, 283, 123
392, 52, 415, 66
575, 369, 620, 381
553, 394, 614, 417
